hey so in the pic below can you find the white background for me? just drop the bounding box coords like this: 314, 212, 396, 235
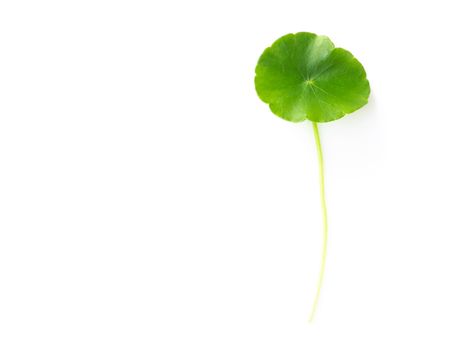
1, 0, 463, 349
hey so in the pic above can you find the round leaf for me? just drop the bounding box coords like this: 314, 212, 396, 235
255, 32, 370, 123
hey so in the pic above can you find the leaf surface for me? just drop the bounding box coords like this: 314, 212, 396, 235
255, 32, 370, 122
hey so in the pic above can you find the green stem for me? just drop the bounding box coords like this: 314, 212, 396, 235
309, 122, 328, 322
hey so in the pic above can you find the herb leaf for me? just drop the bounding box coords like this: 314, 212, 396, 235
255, 32, 370, 122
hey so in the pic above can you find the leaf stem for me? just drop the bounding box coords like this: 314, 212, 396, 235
309, 122, 328, 322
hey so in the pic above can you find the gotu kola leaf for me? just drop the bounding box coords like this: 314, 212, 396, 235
254, 32, 371, 322
255, 32, 370, 122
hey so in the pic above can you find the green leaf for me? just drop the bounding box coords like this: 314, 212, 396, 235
255, 32, 370, 123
